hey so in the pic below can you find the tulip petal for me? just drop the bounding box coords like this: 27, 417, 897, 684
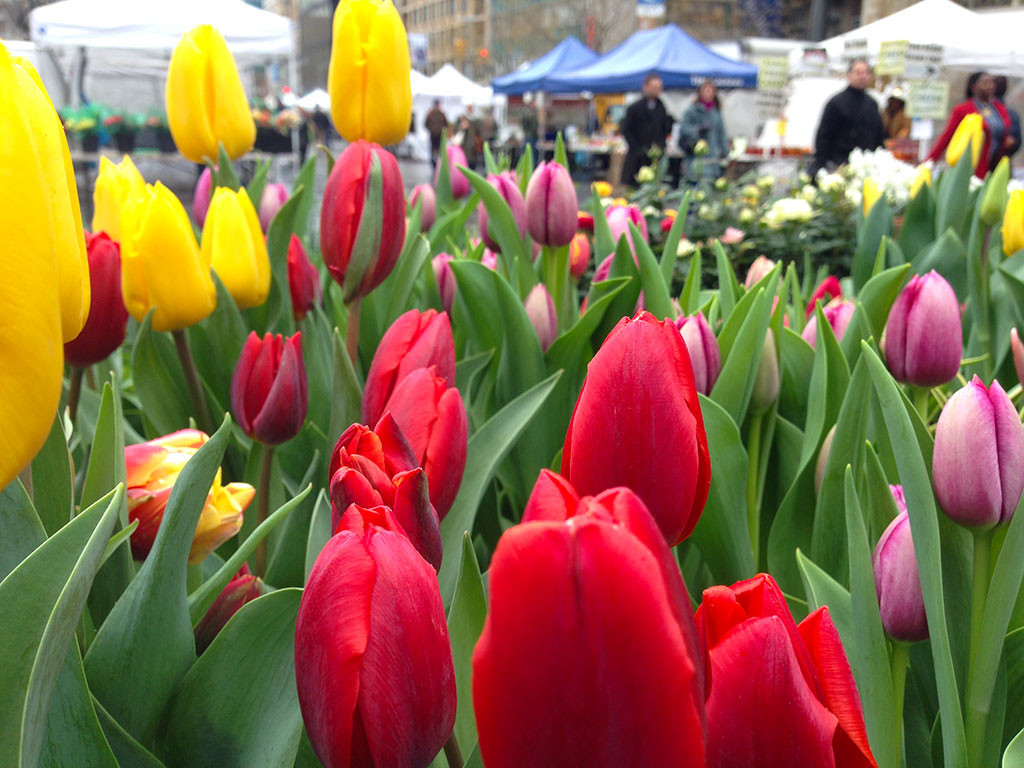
391, 468, 443, 570
250, 333, 307, 445
522, 469, 580, 521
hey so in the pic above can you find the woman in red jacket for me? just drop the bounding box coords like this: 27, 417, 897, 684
928, 71, 1011, 177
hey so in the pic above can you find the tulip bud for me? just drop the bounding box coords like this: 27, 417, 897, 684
592, 180, 612, 198
606, 204, 648, 251
328, 0, 412, 145
481, 248, 498, 270
231, 332, 308, 445
431, 253, 457, 314
202, 187, 271, 309
873, 501, 928, 642
194, 564, 262, 654
884, 271, 962, 387
814, 424, 836, 495
751, 328, 780, 414
296, 504, 456, 768
436, 143, 470, 199
258, 182, 289, 232
980, 157, 1010, 227
192, 166, 213, 227
64, 232, 129, 368
287, 235, 322, 323
378, 367, 467, 519
744, 255, 775, 290
806, 275, 842, 317
802, 298, 855, 349
409, 183, 436, 230
563, 311, 711, 546
569, 232, 591, 278
946, 112, 983, 170
675, 312, 721, 395
577, 211, 595, 232
863, 177, 882, 216
321, 140, 406, 303
479, 171, 527, 252
910, 165, 932, 199
525, 161, 578, 246
166, 25, 255, 163
125, 429, 253, 563
932, 376, 1024, 529
523, 284, 558, 352
121, 182, 216, 332
1012, 328, 1024, 388
93, 155, 146, 240
1002, 189, 1024, 257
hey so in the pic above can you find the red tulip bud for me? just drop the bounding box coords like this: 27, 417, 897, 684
194, 564, 262, 654
884, 271, 962, 387
806, 275, 842, 317
577, 211, 595, 232
569, 232, 590, 278
286, 235, 321, 323
231, 332, 308, 445
523, 284, 558, 352
409, 183, 436, 231
64, 231, 129, 367
258, 182, 288, 232
525, 161, 578, 246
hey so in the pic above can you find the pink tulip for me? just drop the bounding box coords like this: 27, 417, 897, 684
524, 284, 558, 352
432, 253, 456, 314
872, 491, 928, 642
802, 299, 855, 348
258, 182, 289, 232
884, 271, 962, 387
675, 312, 721, 395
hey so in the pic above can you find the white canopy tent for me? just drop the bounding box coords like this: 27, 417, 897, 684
297, 88, 330, 112
423, 64, 493, 105
405, 65, 500, 162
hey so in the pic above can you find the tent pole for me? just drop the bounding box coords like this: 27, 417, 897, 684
288, 21, 301, 166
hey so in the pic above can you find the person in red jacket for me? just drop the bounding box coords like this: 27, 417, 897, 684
928, 71, 1012, 178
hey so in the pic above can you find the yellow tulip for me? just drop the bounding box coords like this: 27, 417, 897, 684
592, 181, 612, 198
93, 155, 146, 241
0, 43, 90, 488
201, 187, 271, 309
121, 182, 217, 332
328, 0, 412, 145
910, 165, 932, 199
1002, 189, 1024, 257
863, 177, 882, 216
946, 113, 984, 170
166, 25, 255, 163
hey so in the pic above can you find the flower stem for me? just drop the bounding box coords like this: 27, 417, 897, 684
345, 297, 362, 373
172, 329, 213, 433
965, 530, 992, 768
979, 225, 994, 382
253, 445, 274, 578
442, 731, 464, 768
67, 366, 84, 424
746, 411, 765, 568
913, 387, 930, 425
890, 642, 910, 759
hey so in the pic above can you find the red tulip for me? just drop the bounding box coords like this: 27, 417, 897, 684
194, 564, 262, 654
64, 231, 129, 367
328, 416, 442, 569
361, 309, 455, 426
478, 171, 527, 252
569, 232, 590, 278
296, 503, 456, 768
321, 140, 405, 303
562, 310, 711, 546
473, 470, 706, 768
806, 275, 842, 318
378, 366, 466, 520
287, 235, 321, 323
577, 211, 595, 232
697, 573, 876, 768
231, 331, 308, 445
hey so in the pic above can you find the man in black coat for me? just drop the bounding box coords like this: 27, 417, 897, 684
810, 59, 884, 176
620, 74, 674, 186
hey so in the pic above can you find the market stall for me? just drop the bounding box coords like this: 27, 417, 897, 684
491, 36, 597, 95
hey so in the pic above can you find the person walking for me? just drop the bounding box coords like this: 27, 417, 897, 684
458, 104, 481, 170
881, 87, 912, 140
994, 75, 1021, 162
809, 59, 884, 176
679, 81, 729, 181
521, 100, 539, 159
424, 99, 449, 166
928, 71, 1011, 177
619, 73, 674, 187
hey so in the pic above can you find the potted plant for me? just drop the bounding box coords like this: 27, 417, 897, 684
65, 112, 100, 152
104, 111, 139, 154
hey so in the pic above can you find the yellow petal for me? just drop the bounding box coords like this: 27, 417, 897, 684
206, 29, 256, 161
0, 44, 64, 488
910, 165, 932, 199
863, 177, 882, 216
1003, 190, 1024, 256
188, 481, 253, 563
202, 187, 270, 309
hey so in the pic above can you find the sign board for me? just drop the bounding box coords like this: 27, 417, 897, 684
905, 43, 942, 79
408, 33, 429, 70
636, 0, 665, 18
801, 48, 828, 77
843, 38, 868, 66
876, 40, 908, 75
756, 90, 787, 120
756, 56, 789, 91
906, 80, 949, 119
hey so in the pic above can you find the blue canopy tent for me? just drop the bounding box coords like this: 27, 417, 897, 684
491, 37, 598, 94
545, 24, 758, 92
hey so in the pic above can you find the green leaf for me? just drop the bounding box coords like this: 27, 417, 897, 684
862, 343, 967, 768
632, 222, 674, 319
82, 378, 128, 510
554, 132, 569, 168
0, 480, 46, 578
912, 230, 966, 299
93, 697, 166, 768
211, 145, 240, 191
0, 485, 123, 768
852, 197, 894, 293
187, 275, 248, 409
31, 412, 74, 536
461, 166, 529, 267
802, 303, 850, 466
447, 533, 487, 758
1005, 727, 1024, 767
132, 312, 193, 435
711, 281, 773, 424
898, 185, 937, 262
439, 371, 561, 604
679, 248, 702, 315
796, 548, 854, 643
327, 328, 363, 446
714, 240, 740, 319
935, 146, 974, 239
382, 235, 431, 331
85, 416, 233, 746
161, 589, 304, 768
661, 190, 690, 287
591, 190, 615, 262
244, 160, 271, 212
304, 489, 332, 580
265, 457, 322, 588
291, 153, 318, 240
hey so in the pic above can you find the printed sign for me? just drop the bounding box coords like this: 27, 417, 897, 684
905, 43, 942, 79
756, 56, 789, 91
876, 40, 908, 75
906, 80, 949, 119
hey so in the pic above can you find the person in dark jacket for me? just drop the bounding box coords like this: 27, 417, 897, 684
810, 59, 884, 176
619, 73, 674, 186
679, 81, 729, 181
424, 100, 449, 166
994, 76, 1021, 162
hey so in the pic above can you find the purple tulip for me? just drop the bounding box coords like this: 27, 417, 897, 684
933, 376, 1024, 529
436, 144, 470, 199
675, 312, 721, 395
607, 205, 648, 251
802, 299, 855, 349
410, 183, 436, 231
432, 252, 456, 313
872, 495, 928, 642
884, 271, 962, 387
193, 166, 213, 226
523, 283, 558, 352
525, 161, 577, 246
478, 171, 527, 252
258, 182, 289, 232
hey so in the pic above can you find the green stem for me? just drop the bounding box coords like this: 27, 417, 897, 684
345, 297, 362, 374
67, 367, 84, 425
746, 411, 765, 568
172, 330, 213, 433
965, 530, 992, 768
891, 642, 910, 761
979, 225, 994, 382
253, 445, 274, 578
442, 731, 464, 768
913, 387, 930, 425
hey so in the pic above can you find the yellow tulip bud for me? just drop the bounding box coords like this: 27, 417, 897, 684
201, 187, 271, 309
1002, 189, 1024, 257
121, 183, 217, 332
93, 155, 147, 241
328, 0, 412, 145
166, 25, 255, 163
592, 181, 613, 198
0, 42, 91, 488
946, 113, 984, 170
863, 177, 882, 216
910, 165, 932, 199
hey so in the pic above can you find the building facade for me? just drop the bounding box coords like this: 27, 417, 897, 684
396, 0, 490, 77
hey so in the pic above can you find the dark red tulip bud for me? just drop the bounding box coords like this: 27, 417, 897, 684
231, 331, 308, 445
64, 231, 129, 367
286, 235, 321, 323
193, 564, 262, 654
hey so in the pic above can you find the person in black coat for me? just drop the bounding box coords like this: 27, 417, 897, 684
810, 59, 884, 176
620, 74, 674, 186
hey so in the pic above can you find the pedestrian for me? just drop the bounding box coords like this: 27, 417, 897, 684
424, 99, 449, 166
458, 103, 481, 170
619, 73, 674, 187
809, 59, 884, 176
679, 80, 729, 181
994, 75, 1021, 162
881, 87, 912, 140
521, 99, 539, 159
927, 71, 1011, 177
479, 106, 498, 156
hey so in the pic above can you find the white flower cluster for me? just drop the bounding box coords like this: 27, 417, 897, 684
762, 197, 814, 229
838, 148, 920, 209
